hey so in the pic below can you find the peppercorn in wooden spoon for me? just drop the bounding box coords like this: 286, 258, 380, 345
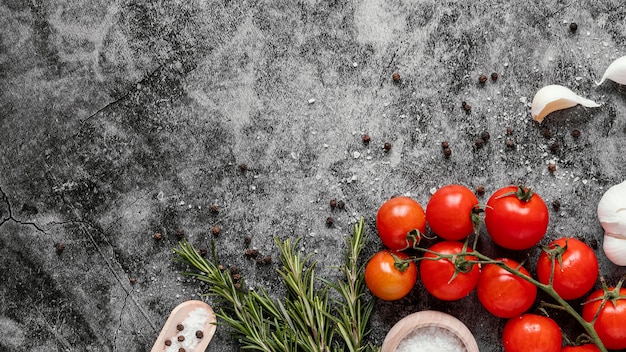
151, 300, 217, 352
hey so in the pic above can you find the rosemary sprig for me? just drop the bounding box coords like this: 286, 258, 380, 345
172, 217, 374, 352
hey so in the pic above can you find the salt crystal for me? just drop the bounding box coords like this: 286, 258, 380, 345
396, 326, 467, 352
308, 98, 316, 104
164, 307, 211, 352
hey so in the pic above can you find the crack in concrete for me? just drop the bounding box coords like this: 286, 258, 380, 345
75, 218, 158, 334
0, 186, 48, 234
113, 291, 131, 351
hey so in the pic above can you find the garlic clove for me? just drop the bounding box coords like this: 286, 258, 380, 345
596, 55, 626, 86
531, 85, 601, 124
597, 180, 626, 236
603, 233, 626, 266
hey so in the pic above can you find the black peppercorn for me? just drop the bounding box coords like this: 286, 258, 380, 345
570, 22, 578, 32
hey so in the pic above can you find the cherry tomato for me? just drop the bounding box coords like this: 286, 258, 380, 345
582, 286, 626, 350
477, 258, 537, 318
419, 241, 480, 301
536, 237, 598, 300
502, 314, 562, 352
484, 185, 549, 250
376, 196, 426, 250
561, 344, 601, 352
365, 250, 417, 301
425, 184, 479, 241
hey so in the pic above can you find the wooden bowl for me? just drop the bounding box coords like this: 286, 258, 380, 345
380, 310, 479, 352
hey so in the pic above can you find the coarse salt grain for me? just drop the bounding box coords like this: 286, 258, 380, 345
395, 326, 467, 352
164, 307, 210, 352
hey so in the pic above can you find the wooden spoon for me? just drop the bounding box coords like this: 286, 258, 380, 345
151, 300, 217, 352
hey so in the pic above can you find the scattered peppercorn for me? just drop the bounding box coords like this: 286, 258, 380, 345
548, 163, 557, 173
475, 185, 485, 196
198, 246, 208, 257
244, 248, 259, 259
244, 236, 252, 246
570, 22, 578, 32
491, 72, 499, 81
218, 264, 225, 271
196, 331, 204, 339
175, 229, 185, 240
505, 139, 515, 149
262, 255, 272, 264
337, 200, 345, 209
234, 283, 241, 290
481, 131, 491, 141
588, 238, 598, 250
55, 242, 65, 254
474, 138, 484, 149
178, 335, 185, 342
179, 348, 185, 352
209, 204, 219, 214
506, 127, 513, 136
130, 277, 137, 284
361, 134, 371, 145
571, 129, 581, 138
239, 163, 248, 172
383, 142, 392, 152
550, 142, 560, 154
443, 147, 452, 159
326, 216, 334, 227
153, 232, 162, 240
479, 74, 488, 84
177, 324, 184, 331
165, 340, 172, 346
231, 266, 239, 275
441, 141, 449, 149
329, 199, 337, 209
462, 101, 471, 114
232, 273, 241, 281
211, 226, 221, 236
552, 200, 561, 211
542, 128, 552, 139
392, 72, 401, 82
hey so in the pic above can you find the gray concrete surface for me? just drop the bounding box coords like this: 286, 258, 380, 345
2, 0, 626, 351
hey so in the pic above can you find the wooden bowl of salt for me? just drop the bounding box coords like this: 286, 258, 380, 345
381, 310, 479, 352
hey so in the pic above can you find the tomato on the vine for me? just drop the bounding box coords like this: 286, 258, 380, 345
582, 286, 626, 350
477, 258, 537, 318
425, 184, 479, 241
536, 237, 598, 300
502, 314, 562, 352
419, 241, 480, 301
484, 185, 549, 250
365, 250, 417, 301
376, 196, 426, 251
561, 344, 601, 352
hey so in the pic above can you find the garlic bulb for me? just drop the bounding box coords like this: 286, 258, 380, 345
531, 85, 601, 124
603, 234, 626, 266
596, 55, 626, 86
598, 180, 626, 266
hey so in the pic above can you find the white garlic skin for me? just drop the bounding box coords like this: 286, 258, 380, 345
597, 180, 626, 236
597, 55, 626, 86
603, 233, 626, 266
598, 180, 626, 266
531, 85, 600, 124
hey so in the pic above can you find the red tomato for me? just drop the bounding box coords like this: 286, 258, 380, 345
536, 238, 599, 300
425, 184, 479, 241
502, 314, 562, 352
365, 250, 417, 301
376, 196, 426, 250
419, 241, 480, 301
477, 258, 537, 318
561, 344, 601, 352
582, 286, 626, 350
484, 185, 549, 250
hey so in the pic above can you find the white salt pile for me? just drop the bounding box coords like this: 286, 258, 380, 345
395, 326, 467, 352
163, 307, 211, 352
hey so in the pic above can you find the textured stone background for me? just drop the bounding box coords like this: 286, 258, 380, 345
1, 0, 626, 351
